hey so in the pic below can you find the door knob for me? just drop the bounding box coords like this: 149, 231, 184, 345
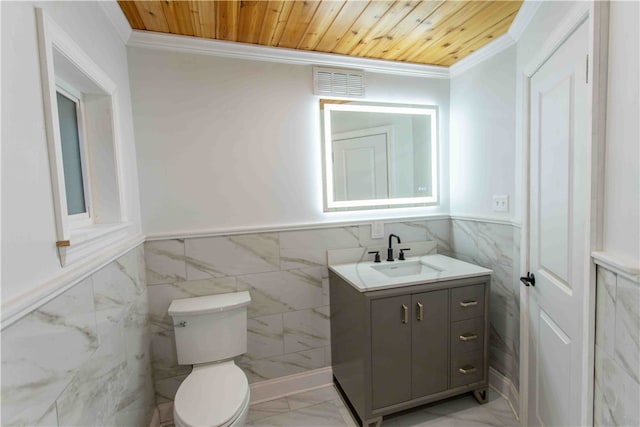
520, 272, 535, 287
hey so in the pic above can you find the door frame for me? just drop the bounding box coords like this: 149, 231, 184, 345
518, 2, 609, 425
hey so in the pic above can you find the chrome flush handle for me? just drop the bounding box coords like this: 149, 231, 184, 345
174, 321, 187, 328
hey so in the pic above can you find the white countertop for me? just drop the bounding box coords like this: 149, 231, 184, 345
329, 254, 492, 292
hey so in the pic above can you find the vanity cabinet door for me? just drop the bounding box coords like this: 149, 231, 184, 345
411, 289, 449, 398
371, 295, 412, 409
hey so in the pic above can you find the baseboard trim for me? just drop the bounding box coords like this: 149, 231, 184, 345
250, 366, 334, 405
489, 367, 520, 421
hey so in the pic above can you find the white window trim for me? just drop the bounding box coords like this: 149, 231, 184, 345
36, 8, 130, 266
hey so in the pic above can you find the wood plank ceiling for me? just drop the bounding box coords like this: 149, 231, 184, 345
118, 1, 522, 67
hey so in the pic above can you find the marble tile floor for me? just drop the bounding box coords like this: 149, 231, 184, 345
245, 385, 519, 427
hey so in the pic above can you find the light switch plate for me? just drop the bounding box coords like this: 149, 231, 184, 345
492, 195, 509, 212
372, 221, 385, 239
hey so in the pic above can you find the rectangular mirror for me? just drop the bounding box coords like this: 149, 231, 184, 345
321, 100, 438, 211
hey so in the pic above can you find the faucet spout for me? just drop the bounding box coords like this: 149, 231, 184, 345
387, 234, 401, 261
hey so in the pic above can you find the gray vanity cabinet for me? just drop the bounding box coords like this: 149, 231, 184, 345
330, 272, 490, 427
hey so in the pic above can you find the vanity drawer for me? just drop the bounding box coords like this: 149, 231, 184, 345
450, 317, 485, 356
451, 351, 484, 389
451, 284, 485, 321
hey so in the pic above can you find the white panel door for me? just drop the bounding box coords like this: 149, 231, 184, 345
333, 133, 388, 201
527, 20, 590, 426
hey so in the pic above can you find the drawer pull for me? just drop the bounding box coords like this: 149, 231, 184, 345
459, 300, 478, 308
402, 304, 408, 324
458, 366, 477, 375
417, 302, 424, 321
459, 333, 478, 342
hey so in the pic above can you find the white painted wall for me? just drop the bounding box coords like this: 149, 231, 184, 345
1, 2, 142, 306
449, 46, 517, 218
129, 48, 450, 236
602, 0, 639, 266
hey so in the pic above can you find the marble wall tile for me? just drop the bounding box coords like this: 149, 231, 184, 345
1, 278, 98, 426
145, 239, 187, 285
279, 227, 359, 270
357, 221, 428, 247
424, 219, 452, 254
596, 267, 617, 356
477, 222, 513, 268
594, 266, 640, 427
185, 233, 280, 279
450, 220, 479, 263
594, 344, 640, 426
248, 313, 285, 360
1, 246, 154, 427
237, 348, 326, 383
283, 307, 331, 353
614, 275, 640, 383
238, 268, 324, 318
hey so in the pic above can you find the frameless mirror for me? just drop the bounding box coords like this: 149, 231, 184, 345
321, 100, 438, 211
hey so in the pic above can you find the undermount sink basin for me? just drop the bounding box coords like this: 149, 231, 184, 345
371, 260, 443, 278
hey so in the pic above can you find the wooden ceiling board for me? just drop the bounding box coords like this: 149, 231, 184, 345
331, 1, 395, 55
277, 0, 321, 48
189, 0, 216, 38
118, 1, 145, 29
409, 2, 512, 65
267, 1, 295, 46
296, 0, 347, 50
118, 0, 523, 67
395, 0, 492, 62
135, 1, 170, 33
237, 1, 268, 43
432, 10, 517, 65
216, 1, 240, 40
348, 1, 421, 57
313, 1, 370, 52
354, 0, 443, 59
161, 1, 195, 36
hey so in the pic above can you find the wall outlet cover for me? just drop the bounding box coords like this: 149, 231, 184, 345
372, 221, 385, 239
492, 195, 509, 212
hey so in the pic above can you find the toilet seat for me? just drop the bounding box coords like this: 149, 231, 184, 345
174, 362, 249, 427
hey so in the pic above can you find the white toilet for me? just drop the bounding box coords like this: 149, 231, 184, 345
168, 291, 252, 427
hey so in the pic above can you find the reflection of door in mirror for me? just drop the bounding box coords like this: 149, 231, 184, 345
333, 127, 390, 201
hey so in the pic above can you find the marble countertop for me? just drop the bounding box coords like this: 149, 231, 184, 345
329, 254, 492, 292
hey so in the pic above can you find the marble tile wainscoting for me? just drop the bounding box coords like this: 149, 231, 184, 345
1, 245, 155, 426
594, 265, 640, 426
144, 217, 522, 420
144, 219, 452, 403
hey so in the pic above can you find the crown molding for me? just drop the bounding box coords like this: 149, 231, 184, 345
127, 30, 450, 79
98, 0, 132, 44
508, 0, 543, 41
449, 33, 515, 78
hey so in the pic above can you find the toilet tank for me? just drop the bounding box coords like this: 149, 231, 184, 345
168, 291, 251, 365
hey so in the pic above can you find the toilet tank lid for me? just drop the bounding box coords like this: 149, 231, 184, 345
168, 291, 251, 316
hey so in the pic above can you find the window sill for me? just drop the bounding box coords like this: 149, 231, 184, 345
58, 222, 132, 267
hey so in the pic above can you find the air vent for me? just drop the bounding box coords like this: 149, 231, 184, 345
313, 67, 365, 97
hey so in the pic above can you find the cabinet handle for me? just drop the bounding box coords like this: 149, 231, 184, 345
459, 300, 478, 308
401, 304, 408, 324
458, 366, 477, 375
416, 302, 424, 321
459, 333, 478, 342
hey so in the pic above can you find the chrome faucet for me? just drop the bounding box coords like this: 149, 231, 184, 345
387, 234, 401, 261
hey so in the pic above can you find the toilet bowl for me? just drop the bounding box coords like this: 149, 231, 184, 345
173, 361, 250, 427
168, 292, 252, 427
